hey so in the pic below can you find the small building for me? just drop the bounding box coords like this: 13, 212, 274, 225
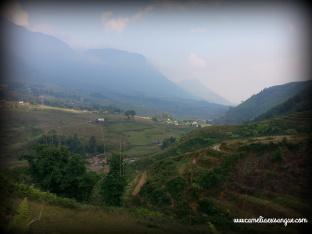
191, 121, 199, 127
96, 118, 105, 123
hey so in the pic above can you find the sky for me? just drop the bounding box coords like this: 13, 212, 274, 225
2, 0, 309, 103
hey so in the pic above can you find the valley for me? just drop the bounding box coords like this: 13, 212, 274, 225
1, 97, 311, 233
1, 2, 311, 233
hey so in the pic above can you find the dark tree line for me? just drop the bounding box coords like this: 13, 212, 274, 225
38, 131, 103, 156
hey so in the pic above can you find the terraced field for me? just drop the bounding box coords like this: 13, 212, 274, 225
0, 101, 192, 167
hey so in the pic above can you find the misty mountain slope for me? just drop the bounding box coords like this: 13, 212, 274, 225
85, 49, 194, 98
2, 19, 193, 99
218, 80, 312, 124
178, 79, 232, 105
1, 19, 230, 118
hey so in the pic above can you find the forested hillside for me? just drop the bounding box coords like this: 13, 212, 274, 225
255, 87, 312, 121
219, 80, 311, 124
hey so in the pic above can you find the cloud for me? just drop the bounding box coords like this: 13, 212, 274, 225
189, 53, 207, 68
190, 27, 207, 33
132, 5, 154, 21
101, 5, 154, 32
101, 11, 113, 20
104, 17, 130, 32
2, 1, 29, 26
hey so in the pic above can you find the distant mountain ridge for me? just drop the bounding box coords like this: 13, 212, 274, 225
218, 80, 312, 124
177, 79, 232, 106
1, 19, 228, 119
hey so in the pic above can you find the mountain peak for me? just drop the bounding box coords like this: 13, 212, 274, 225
178, 79, 232, 106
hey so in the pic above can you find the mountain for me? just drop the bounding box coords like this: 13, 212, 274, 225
1, 19, 228, 118
84, 49, 195, 98
2, 20, 192, 99
178, 79, 232, 105
255, 86, 312, 121
218, 80, 312, 124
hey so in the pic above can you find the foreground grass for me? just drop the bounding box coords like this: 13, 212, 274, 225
3, 197, 213, 234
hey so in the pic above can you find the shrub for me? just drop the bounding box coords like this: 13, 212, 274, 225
199, 171, 223, 189
140, 182, 170, 208
271, 148, 283, 162
101, 154, 126, 206
24, 145, 99, 201
9, 198, 31, 233
15, 183, 80, 208
161, 137, 176, 150
198, 198, 216, 215
165, 177, 186, 199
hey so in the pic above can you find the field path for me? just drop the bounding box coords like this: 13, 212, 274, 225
210, 134, 308, 153
132, 171, 147, 196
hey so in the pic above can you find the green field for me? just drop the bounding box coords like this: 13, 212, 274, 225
0, 101, 192, 167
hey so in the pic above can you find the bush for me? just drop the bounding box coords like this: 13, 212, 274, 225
199, 171, 223, 189
161, 137, 176, 150
165, 177, 186, 199
140, 182, 170, 208
198, 198, 216, 215
9, 198, 31, 233
15, 183, 80, 208
23, 145, 99, 201
271, 148, 283, 162
132, 207, 163, 220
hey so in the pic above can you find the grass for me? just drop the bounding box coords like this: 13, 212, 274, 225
0, 101, 192, 166
4, 198, 213, 234
28, 200, 157, 234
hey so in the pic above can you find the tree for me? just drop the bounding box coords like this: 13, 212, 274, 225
87, 136, 97, 154
101, 154, 126, 206
161, 137, 176, 150
24, 145, 98, 201
124, 110, 136, 119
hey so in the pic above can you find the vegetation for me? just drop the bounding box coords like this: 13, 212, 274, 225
219, 80, 311, 124
124, 110, 136, 119
101, 154, 126, 206
9, 198, 31, 233
38, 131, 103, 155
161, 136, 176, 149
23, 145, 99, 201
255, 87, 312, 121
2, 16, 311, 234
1, 87, 311, 233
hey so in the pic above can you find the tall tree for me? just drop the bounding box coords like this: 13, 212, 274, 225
87, 136, 97, 154
101, 154, 126, 206
124, 110, 136, 119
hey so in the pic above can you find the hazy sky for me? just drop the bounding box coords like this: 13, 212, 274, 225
3, 0, 309, 103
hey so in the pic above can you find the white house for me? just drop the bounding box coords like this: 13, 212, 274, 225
96, 118, 105, 122
191, 121, 199, 127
